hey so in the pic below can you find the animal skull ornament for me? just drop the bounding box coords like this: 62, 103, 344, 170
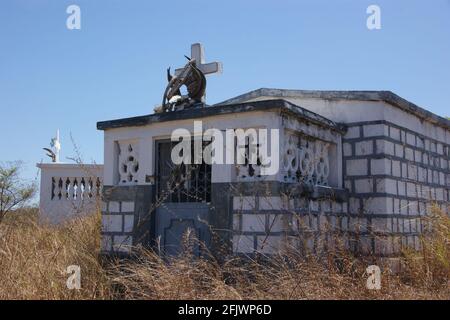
160, 57, 206, 112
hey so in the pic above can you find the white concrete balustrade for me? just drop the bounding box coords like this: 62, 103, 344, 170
37, 163, 103, 223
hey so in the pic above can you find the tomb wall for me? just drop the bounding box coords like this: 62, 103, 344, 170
218, 92, 449, 259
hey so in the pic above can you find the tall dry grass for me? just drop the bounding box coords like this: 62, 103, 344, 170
0, 207, 449, 300
0, 209, 111, 299
401, 204, 450, 291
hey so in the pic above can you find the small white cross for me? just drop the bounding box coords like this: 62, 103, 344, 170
175, 43, 223, 76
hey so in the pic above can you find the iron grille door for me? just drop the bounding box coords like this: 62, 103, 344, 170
156, 140, 211, 203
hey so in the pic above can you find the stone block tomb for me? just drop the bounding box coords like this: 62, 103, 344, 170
38, 44, 450, 263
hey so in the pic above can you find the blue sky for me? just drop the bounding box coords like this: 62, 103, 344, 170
0, 0, 449, 184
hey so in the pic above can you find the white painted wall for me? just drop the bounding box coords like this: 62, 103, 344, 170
37, 163, 103, 224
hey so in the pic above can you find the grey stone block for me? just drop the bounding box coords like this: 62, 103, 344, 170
427, 169, 433, 183
355, 178, 373, 193
418, 167, 427, 182
345, 126, 360, 139
363, 124, 388, 137
374, 237, 395, 255
414, 150, 422, 163
395, 144, 404, 158
376, 139, 395, 156
109, 201, 120, 213
256, 236, 282, 254
332, 201, 342, 213
402, 163, 408, 178
232, 215, 241, 231
349, 197, 361, 214
233, 196, 256, 211
406, 133, 416, 146
398, 181, 406, 196
405, 147, 414, 161
376, 178, 397, 195
401, 130, 406, 143
123, 215, 134, 232
416, 137, 424, 149
407, 164, 418, 180
233, 235, 254, 253
268, 214, 289, 232
363, 197, 393, 214
344, 179, 352, 191
433, 170, 439, 184
355, 140, 373, 156
349, 217, 368, 233
321, 200, 332, 213
371, 158, 391, 175
242, 214, 266, 232
406, 182, 417, 198
439, 172, 445, 185
409, 201, 419, 215
430, 142, 437, 153
423, 153, 429, 165
309, 200, 319, 212
113, 235, 132, 253
392, 160, 401, 177
343, 142, 352, 156
372, 218, 393, 233
346, 159, 368, 176
101, 235, 112, 252
424, 139, 431, 151
440, 158, 448, 170
122, 201, 135, 212
393, 198, 400, 214
390, 127, 401, 140
102, 215, 123, 233
436, 188, 445, 201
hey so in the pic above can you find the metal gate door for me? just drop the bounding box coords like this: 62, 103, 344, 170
155, 140, 212, 256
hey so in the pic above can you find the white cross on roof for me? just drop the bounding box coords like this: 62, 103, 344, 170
175, 43, 223, 76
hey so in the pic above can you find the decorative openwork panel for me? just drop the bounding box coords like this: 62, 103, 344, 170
236, 139, 264, 181
282, 132, 330, 186
236, 132, 263, 181
118, 141, 140, 185
51, 176, 102, 201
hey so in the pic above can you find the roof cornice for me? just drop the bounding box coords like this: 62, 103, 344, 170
216, 88, 450, 129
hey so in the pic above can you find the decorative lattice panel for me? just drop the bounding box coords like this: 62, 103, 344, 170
236, 136, 263, 181
282, 132, 330, 186
118, 141, 140, 185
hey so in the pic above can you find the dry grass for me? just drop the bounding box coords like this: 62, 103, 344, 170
401, 205, 450, 292
0, 209, 111, 299
0, 207, 449, 300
